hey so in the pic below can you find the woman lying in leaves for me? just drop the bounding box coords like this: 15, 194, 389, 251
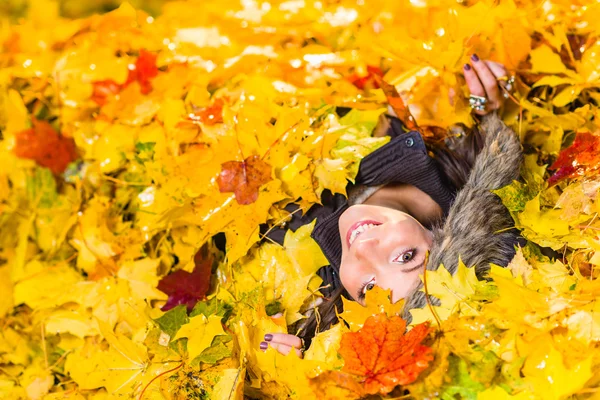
262, 55, 524, 357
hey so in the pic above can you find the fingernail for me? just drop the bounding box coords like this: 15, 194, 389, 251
471, 54, 479, 62
260, 341, 268, 351
463, 64, 471, 71
264, 334, 273, 342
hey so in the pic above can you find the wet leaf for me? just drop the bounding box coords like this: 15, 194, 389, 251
217, 155, 272, 205
548, 131, 600, 185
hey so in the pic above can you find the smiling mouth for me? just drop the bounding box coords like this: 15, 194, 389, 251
346, 220, 382, 248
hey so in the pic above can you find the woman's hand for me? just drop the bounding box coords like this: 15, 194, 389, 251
463, 55, 512, 116
260, 333, 304, 357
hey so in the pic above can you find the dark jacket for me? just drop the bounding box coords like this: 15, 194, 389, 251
267, 113, 459, 294
266, 112, 522, 309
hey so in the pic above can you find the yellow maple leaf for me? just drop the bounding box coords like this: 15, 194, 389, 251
521, 344, 593, 400
304, 323, 345, 368
410, 259, 479, 325
283, 220, 329, 277
13, 261, 82, 309
116, 258, 167, 301
477, 386, 537, 400
529, 44, 573, 75
211, 368, 245, 399
340, 286, 404, 331
516, 195, 572, 249
66, 320, 154, 394
0, 267, 14, 318
173, 314, 226, 361
45, 309, 96, 339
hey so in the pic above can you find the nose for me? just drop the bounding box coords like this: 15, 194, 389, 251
353, 236, 381, 263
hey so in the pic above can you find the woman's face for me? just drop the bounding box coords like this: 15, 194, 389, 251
338, 204, 433, 304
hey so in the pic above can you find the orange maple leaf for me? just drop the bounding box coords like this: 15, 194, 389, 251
373, 75, 419, 132
13, 119, 78, 175
339, 314, 433, 395
217, 155, 272, 205
548, 131, 600, 185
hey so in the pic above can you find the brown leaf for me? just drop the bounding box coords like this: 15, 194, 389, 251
373, 75, 419, 132
217, 156, 272, 205
13, 119, 78, 174
339, 314, 433, 395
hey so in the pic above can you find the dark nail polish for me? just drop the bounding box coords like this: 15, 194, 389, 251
260, 341, 268, 351
464, 63, 471, 71
264, 334, 273, 342
471, 54, 479, 62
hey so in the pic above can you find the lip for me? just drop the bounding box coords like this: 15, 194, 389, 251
346, 219, 382, 248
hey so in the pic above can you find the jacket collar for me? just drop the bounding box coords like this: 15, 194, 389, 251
311, 130, 455, 271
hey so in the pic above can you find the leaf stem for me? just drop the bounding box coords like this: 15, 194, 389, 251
421, 251, 442, 330
138, 362, 183, 400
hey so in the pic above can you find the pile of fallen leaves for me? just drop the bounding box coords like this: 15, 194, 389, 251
1, 0, 600, 398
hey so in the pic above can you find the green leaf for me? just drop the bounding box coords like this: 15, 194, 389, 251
135, 141, 156, 162
440, 356, 485, 400
338, 108, 385, 137
155, 305, 189, 338
265, 301, 282, 317
195, 335, 232, 364
493, 181, 529, 212
190, 297, 233, 321
26, 167, 57, 208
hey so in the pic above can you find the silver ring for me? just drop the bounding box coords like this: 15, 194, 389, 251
500, 75, 515, 98
469, 94, 487, 111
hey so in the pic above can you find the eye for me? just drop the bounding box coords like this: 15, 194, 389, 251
362, 281, 376, 297
392, 249, 416, 264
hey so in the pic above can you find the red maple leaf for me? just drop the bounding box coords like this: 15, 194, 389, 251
548, 131, 600, 185
347, 65, 383, 90
217, 156, 272, 205
158, 250, 213, 311
186, 98, 225, 126
339, 314, 433, 395
91, 49, 159, 105
13, 119, 78, 175
124, 49, 159, 95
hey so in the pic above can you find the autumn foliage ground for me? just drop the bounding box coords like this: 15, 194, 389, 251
1, 0, 600, 399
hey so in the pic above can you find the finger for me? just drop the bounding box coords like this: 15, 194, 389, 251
264, 333, 303, 349
470, 54, 501, 108
463, 63, 487, 116
260, 341, 303, 357
485, 61, 513, 99
484, 61, 508, 79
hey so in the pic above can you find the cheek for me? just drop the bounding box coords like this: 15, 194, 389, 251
388, 270, 422, 303
339, 259, 364, 299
